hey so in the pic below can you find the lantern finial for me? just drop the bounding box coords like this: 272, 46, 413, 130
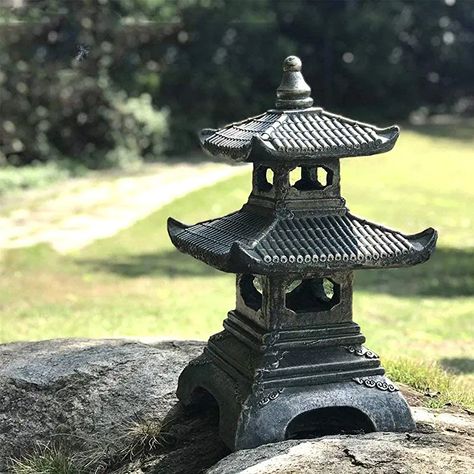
276, 55, 313, 109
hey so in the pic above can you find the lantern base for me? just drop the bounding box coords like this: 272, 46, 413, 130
176, 328, 415, 451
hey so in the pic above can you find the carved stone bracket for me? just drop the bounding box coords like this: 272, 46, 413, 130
257, 388, 284, 408
253, 351, 288, 384
264, 350, 288, 370
345, 345, 379, 359
260, 332, 280, 351
353, 377, 399, 392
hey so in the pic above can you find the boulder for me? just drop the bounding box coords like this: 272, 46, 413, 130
0, 338, 227, 472
208, 425, 474, 474
0, 338, 472, 473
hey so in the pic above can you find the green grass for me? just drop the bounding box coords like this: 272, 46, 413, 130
385, 358, 474, 409
1, 122, 473, 408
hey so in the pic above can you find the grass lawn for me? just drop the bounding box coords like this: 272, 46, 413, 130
1, 122, 473, 409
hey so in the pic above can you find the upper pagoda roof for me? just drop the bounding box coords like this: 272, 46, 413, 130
168, 209, 437, 275
199, 56, 399, 163
200, 109, 399, 162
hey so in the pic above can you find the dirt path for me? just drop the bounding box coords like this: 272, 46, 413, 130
0, 161, 249, 253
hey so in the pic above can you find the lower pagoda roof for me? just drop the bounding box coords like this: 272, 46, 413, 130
168, 209, 437, 275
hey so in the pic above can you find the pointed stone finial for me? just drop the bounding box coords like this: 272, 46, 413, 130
276, 56, 313, 109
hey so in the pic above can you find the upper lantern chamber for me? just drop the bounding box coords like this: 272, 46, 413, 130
168, 56, 437, 275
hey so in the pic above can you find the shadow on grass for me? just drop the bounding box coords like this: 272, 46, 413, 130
80, 247, 474, 299
353, 247, 474, 298
407, 119, 474, 143
79, 249, 220, 278
440, 358, 474, 375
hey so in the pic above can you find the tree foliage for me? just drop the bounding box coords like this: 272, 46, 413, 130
0, 0, 168, 168
0, 0, 472, 166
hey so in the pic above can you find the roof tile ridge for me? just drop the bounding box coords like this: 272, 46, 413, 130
227, 215, 280, 268
194, 209, 242, 228
238, 215, 280, 251
263, 112, 289, 139
346, 211, 406, 235
321, 110, 399, 134
346, 212, 437, 244
224, 111, 270, 129
202, 112, 278, 141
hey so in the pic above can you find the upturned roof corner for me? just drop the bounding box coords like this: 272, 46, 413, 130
199, 57, 400, 163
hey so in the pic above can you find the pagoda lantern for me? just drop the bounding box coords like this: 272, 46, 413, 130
168, 56, 437, 450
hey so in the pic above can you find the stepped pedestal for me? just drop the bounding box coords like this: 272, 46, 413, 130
177, 314, 414, 450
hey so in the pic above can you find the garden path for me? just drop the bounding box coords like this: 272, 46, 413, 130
0, 161, 249, 253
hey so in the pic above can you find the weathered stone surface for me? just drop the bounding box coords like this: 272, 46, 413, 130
207, 428, 474, 474
0, 338, 217, 472
0, 338, 472, 474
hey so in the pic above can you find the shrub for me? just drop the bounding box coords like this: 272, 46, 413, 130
0, 1, 168, 169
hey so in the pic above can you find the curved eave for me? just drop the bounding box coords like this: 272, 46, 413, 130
199, 128, 252, 162
199, 125, 399, 163
168, 216, 437, 275
251, 125, 400, 162
239, 227, 437, 275
167, 217, 247, 273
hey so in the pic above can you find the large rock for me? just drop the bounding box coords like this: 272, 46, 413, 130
208, 426, 474, 474
0, 338, 472, 473
0, 338, 228, 472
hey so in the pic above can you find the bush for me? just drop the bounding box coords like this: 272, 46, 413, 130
0, 1, 168, 169
103, 92, 168, 168
0, 0, 472, 164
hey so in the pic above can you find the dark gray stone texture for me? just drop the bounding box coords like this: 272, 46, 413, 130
168, 56, 437, 450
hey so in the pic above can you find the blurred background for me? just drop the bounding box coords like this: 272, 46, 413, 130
0, 0, 473, 408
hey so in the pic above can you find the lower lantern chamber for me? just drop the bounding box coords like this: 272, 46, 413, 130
177, 272, 415, 450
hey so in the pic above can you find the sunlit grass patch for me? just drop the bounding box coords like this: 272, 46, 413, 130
386, 358, 474, 410
0, 124, 473, 402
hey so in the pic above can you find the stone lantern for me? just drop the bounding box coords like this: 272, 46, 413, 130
168, 56, 437, 450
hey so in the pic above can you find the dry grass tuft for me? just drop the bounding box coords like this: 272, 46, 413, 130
119, 416, 173, 458
10, 443, 79, 474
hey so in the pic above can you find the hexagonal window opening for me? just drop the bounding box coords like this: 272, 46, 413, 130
256, 166, 274, 192
317, 167, 331, 187
290, 166, 334, 191
285, 277, 340, 312
240, 274, 263, 311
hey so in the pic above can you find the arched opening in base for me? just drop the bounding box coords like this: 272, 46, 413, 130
188, 387, 220, 427
285, 407, 375, 440
189, 386, 219, 407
